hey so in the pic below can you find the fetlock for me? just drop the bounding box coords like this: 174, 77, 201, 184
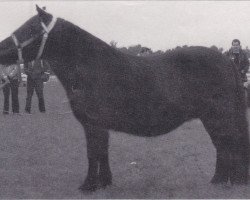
98, 170, 112, 188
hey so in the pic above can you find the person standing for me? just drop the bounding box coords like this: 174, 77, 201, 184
24, 59, 50, 114
227, 39, 249, 83
0, 63, 21, 114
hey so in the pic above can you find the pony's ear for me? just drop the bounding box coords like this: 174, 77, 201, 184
36, 4, 52, 24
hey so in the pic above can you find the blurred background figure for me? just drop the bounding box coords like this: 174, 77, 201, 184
227, 39, 249, 84
24, 59, 50, 114
0, 63, 21, 115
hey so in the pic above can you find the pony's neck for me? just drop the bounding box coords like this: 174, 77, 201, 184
43, 19, 131, 95
45, 18, 119, 66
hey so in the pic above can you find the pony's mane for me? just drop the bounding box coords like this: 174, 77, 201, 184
52, 17, 226, 71
58, 18, 168, 63
59, 18, 116, 52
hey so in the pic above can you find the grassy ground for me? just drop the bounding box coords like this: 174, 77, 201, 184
0, 80, 250, 198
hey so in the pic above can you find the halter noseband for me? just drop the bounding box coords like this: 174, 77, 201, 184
11, 16, 57, 63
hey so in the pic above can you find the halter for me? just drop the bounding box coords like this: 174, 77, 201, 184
11, 16, 57, 64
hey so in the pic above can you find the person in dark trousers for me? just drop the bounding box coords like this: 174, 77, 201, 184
0, 63, 21, 114
24, 59, 50, 114
227, 39, 249, 83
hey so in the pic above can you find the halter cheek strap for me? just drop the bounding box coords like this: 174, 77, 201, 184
37, 17, 57, 59
36, 32, 48, 60
11, 34, 23, 63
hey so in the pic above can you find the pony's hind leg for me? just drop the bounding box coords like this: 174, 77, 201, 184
79, 123, 112, 192
201, 113, 231, 184
200, 100, 249, 185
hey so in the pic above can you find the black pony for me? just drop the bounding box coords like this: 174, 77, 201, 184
0, 6, 249, 191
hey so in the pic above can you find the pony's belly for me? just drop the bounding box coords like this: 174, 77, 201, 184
71, 104, 187, 137
113, 109, 189, 137
113, 117, 187, 137
68, 90, 191, 136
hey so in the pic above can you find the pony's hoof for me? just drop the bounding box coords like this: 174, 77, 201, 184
98, 172, 112, 189
230, 176, 248, 185
100, 179, 112, 188
211, 174, 228, 184
79, 182, 97, 192
230, 167, 248, 185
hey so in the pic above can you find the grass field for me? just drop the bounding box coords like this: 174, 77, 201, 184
0, 80, 250, 198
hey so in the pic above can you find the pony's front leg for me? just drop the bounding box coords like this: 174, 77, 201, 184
79, 123, 112, 192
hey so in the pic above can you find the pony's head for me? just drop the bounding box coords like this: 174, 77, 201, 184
0, 5, 56, 65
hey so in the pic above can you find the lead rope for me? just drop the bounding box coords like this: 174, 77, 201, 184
36, 32, 48, 60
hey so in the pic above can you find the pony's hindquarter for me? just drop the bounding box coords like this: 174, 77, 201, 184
200, 61, 249, 184
167, 48, 250, 184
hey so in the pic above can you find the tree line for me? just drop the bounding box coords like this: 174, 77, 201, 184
110, 40, 250, 59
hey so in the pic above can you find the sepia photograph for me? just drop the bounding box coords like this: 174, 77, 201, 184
0, 0, 250, 198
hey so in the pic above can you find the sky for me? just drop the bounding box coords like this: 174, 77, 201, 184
0, 1, 250, 52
